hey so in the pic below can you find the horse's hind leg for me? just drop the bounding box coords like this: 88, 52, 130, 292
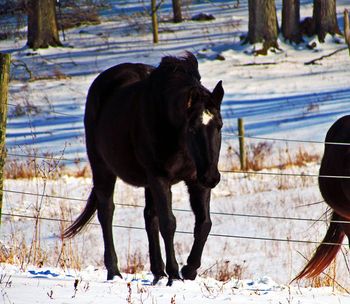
181, 183, 212, 280
144, 188, 166, 284
92, 165, 119, 280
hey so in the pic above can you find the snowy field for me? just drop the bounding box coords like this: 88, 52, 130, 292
1, 0, 350, 303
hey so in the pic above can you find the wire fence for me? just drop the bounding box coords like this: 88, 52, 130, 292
3, 129, 347, 215
4, 126, 350, 165
2, 2, 350, 280
1, 121, 337, 160
4, 102, 350, 248
2, 187, 327, 223
2, 211, 346, 247
2, 182, 350, 248
5, 97, 350, 165
224, 133, 350, 146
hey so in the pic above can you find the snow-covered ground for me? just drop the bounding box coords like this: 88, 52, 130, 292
2, 263, 350, 304
1, 0, 350, 303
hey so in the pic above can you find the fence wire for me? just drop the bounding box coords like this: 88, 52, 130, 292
2, 211, 346, 247
3, 187, 350, 225
3, 120, 350, 247
5, 131, 350, 165
224, 133, 350, 146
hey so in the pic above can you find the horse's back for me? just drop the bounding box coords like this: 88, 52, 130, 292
319, 115, 350, 215
85, 63, 154, 126
325, 115, 350, 143
84, 63, 154, 185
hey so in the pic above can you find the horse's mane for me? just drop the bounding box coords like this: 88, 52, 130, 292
147, 52, 204, 128
152, 52, 201, 82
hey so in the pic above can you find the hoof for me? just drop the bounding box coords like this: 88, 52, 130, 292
152, 274, 166, 285
167, 273, 182, 286
152, 270, 167, 285
181, 265, 197, 280
107, 271, 122, 281
166, 277, 182, 286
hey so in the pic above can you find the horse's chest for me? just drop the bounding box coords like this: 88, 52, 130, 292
164, 152, 196, 182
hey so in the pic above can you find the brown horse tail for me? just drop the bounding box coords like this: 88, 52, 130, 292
62, 191, 98, 238
293, 212, 345, 281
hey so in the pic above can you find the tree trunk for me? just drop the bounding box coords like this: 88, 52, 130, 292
247, 0, 279, 53
313, 0, 341, 42
27, 0, 62, 49
282, 0, 301, 43
151, 0, 159, 43
0, 53, 10, 225
172, 0, 182, 23
344, 9, 350, 55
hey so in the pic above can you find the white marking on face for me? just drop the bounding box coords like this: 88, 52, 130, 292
202, 109, 214, 125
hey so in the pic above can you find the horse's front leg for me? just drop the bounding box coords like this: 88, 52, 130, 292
147, 176, 180, 286
181, 182, 212, 280
144, 187, 167, 284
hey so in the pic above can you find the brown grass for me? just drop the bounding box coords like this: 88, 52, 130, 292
201, 260, 246, 282
292, 147, 320, 167
4, 158, 91, 179
298, 255, 350, 293
55, 204, 82, 271
304, 260, 337, 290
123, 250, 145, 274
225, 142, 321, 172
0, 231, 48, 270
60, 6, 100, 30
245, 142, 273, 171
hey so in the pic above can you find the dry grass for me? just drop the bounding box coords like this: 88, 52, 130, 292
225, 142, 321, 172
4, 157, 91, 179
201, 260, 246, 282
246, 142, 273, 171
0, 231, 48, 270
123, 250, 145, 274
60, 5, 101, 30
0, 203, 83, 272
55, 204, 82, 271
0, 143, 330, 288
302, 260, 338, 290
292, 147, 320, 167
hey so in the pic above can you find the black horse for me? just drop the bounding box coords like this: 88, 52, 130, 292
295, 115, 350, 280
63, 52, 224, 286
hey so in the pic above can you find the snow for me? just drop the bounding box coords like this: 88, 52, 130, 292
1, 0, 350, 303
1, 264, 350, 304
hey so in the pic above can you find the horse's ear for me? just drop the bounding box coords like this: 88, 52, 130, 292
186, 88, 197, 110
212, 81, 224, 108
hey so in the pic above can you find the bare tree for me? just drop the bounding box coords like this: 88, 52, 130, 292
27, 0, 62, 49
247, 0, 278, 54
344, 9, 350, 54
172, 0, 182, 23
282, 0, 301, 43
312, 0, 341, 42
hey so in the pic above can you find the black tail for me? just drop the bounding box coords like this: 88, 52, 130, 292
294, 116, 350, 281
293, 212, 345, 281
63, 191, 98, 238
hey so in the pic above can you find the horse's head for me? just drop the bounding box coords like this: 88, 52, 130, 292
151, 52, 224, 188
186, 81, 224, 188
